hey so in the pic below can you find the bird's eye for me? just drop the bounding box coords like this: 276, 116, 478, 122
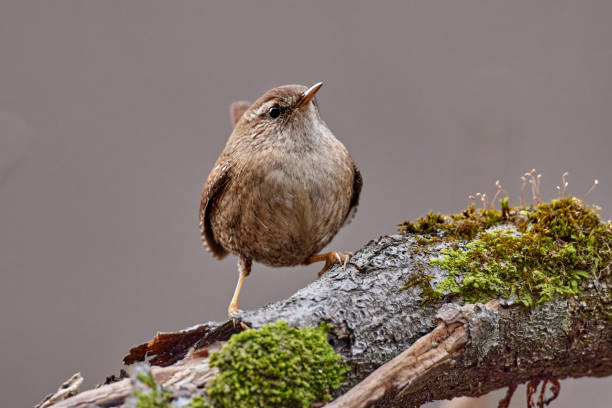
269, 106, 281, 118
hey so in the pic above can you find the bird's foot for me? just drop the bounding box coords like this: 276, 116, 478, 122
305, 251, 352, 278
227, 304, 243, 319
228, 306, 251, 329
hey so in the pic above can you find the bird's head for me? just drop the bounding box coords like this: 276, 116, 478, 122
229, 83, 326, 148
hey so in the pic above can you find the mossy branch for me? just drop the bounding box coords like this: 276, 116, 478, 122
48, 199, 611, 408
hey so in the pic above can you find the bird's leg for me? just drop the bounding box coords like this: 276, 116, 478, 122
227, 257, 252, 318
304, 251, 351, 278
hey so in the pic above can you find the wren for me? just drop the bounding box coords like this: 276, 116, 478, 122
199, 83, 362, 317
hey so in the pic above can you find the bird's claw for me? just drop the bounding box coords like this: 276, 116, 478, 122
343, 252, 353, 270
228, 311, 251, 331
228, 306, 243, 319
316, 251, 352, 278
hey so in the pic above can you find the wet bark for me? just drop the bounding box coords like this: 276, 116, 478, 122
48, 234, 612, 408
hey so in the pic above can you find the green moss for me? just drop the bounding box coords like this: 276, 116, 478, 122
401, 197, 612, 306
130, 322, 347, 408
188, 396, 208, 408
399, 204, 505, 241
206, 320, 348, 408
133, 373, 210, 408
400, 210, 446, 235
134, 373, 173, 408
403, 271, 440, 303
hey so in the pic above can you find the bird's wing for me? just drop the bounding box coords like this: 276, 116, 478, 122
229, 101, 250, 127
200, 100, 248, 259
199, 160, 232, 259
343, 162, 363, 226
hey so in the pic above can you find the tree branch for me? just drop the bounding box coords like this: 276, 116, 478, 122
325, 303, 476, 408
47, 234, 612, 407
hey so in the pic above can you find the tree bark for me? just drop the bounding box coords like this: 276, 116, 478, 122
48, 234, 612, 408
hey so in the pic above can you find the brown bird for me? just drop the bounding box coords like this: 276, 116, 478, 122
199, 83, 362, 317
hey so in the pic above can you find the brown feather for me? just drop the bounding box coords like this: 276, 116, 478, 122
200, 99, 250, 258
199, 161, 231, 259
229, 101, 250, 127
343, 163, 362, 226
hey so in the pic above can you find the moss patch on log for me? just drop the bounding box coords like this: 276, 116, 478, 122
401, 197, 612, 306
400, 197, 509, 241
206, 320, 348, 408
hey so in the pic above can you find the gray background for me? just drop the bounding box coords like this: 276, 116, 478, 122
1, 1, 611, 407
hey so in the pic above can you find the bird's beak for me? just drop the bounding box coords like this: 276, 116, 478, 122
295, 82, 323, 109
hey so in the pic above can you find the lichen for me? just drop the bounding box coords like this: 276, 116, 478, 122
400, 197, 612, 306
206, 320, 348, 408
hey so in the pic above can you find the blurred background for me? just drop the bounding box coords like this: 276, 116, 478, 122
2, 1, 611, 407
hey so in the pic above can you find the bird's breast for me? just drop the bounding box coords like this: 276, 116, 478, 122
260, 152, 345, 229
228, 146, 352, 266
